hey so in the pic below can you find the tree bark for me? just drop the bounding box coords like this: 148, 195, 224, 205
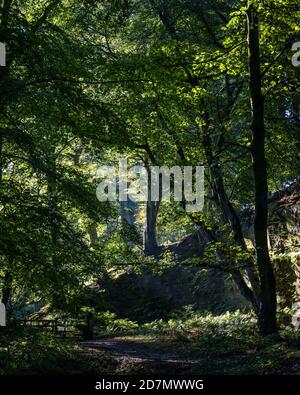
247, 4, 277, 335
144, 199, 160, 255
141, 144, 161, 256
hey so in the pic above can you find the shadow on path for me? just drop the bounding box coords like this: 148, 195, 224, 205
81, 336, 203, 365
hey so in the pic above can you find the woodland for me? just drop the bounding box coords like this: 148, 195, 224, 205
0, 0, 300, 375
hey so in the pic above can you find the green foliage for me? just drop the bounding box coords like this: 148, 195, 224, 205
96, 311, 139, 336
0, 323, 119, 374
272, 254, 297, 309
80, 308, 300, 374
0, 0, 299, 374
0, 325, 73, 374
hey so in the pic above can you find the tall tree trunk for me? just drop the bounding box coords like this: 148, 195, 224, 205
247, 4, 277, 335
144, 199, 159, 255
142, 146, 160, 256
197, 224, 259, 311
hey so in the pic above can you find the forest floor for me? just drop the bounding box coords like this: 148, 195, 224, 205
2, 312, 300, 374
80, 336, 204, 374
78, 334, 300, 375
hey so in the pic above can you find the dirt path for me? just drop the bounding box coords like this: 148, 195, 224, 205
81, 336, 203, 366
78, 336, 300, 375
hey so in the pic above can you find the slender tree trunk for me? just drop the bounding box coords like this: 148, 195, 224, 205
202, 119, 260, 307
247, 4, 277, 335
198, 224, 259, 311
